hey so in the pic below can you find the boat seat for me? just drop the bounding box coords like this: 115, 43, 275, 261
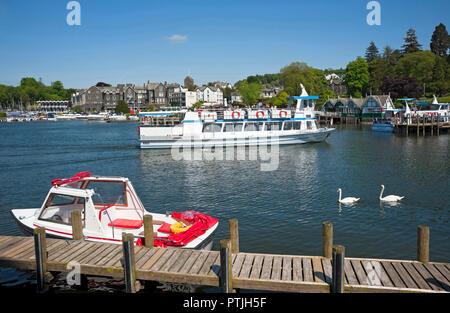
108, 219, 143, 229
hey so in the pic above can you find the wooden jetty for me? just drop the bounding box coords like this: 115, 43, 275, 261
0, 220, 449, 293
393, 114, 449, 136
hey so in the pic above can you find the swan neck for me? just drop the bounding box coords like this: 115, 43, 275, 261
379, 186, 384, 199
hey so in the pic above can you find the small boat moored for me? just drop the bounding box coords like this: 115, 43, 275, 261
11, 172, 218, 249
372, 118, 394, 132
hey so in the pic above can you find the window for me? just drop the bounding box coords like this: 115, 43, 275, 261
223, 123, 234, 132
39, 194, 85, 225
265, 122, 282, 131
307, 121, 313, 129
85, 181, 127, 206
234, 123, 243, 132
202, 123, 222, 133
283, 122, 293, 130
292, 121, 301, 130
244, 122, 262, 131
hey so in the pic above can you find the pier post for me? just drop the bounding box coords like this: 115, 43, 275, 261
122, 233, 139, 293
219, 239, 234, 293
331, 245, 345, 293
417, 225, 429, 263
71, 210, 83, 240
416, 115, 419, 136
322, 222, 333, 258
34, 227, 48, 293
143, 215, 154, 248
229, 219, 239, 254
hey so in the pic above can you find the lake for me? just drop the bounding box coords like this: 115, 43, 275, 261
0, 120, 448, 289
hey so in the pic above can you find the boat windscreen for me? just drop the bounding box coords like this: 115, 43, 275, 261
86, 181, 127, 206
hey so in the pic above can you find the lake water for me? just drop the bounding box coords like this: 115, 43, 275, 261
0, 120, 448, 289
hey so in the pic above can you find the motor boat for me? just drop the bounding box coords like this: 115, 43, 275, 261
138, 84, 335, 149
11, 172, 218, 249
372, 118, 394, 132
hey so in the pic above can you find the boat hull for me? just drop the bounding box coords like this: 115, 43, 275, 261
140, 129, 334, 149
372, 124, 394, 133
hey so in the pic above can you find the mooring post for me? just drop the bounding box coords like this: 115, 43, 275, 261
71, 210, 83, 240
219, 239, 234, 293
122, 233, 139, 293
229, 219, 239, 254
417, 225, 430, 263
34, 227, 48, 293
331, 245, 345, 293
322, 222, 333, 259
143, 215, 154, 248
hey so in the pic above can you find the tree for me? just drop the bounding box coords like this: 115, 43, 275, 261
268, 91, 290, 107
395, 51, 437, 86
402, 28, 422, 54
237, 81, 262, 107
184, 76, 195, 91
430, 23, 450, 57
344, 57, 370, 97
115, 100, 130, 114
381, 77, 420, 99
365, 41, 380, 62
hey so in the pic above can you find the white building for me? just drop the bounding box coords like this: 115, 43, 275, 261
169, 87, 198, 108
195, 86, 223, 106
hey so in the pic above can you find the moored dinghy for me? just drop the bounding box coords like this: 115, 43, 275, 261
11, 172, 218, 249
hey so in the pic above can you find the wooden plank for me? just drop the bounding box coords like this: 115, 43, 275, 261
402, 262, 432, 290
381, 261, 406, 288
140, 248, 167, 271
351, 260, 369, 286
57, 241, 99, 263
177, 250, 201, 274
412, 263, 445, 291
207, 254, 221, 277
422, 263, 450, 291
49, 241, 85, 262
312, 257, 325, 283
238, 254, 255, 279
321, 258, 332, 284
433, 263, 450, 284
93, 245, 123, 266
249, 255, 264, 280
344, 260, 358, 285
169, 249, 194, 273
0, 238, 34, 258
260, 255, 273, 280
232, 278, 329, 293
159, 248, 185, 272
361, 260, 383, 287
189, 251, 210, 275
292, 257, 303, 281
132, 247, 151, 267
77, 243, 115, 264
370, 261, 393, 287
282, 257, 292, 281
151, 249, 176, 272
85, 244, 119, 265
232, 253, 245, 277
391, 262, 419, 289
198, 252, 219, 276
136, 248, 159, 269
0, 237, 25, 255
271, 256, 282, 280
302, 258, 314, 282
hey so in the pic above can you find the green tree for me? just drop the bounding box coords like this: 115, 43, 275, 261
268, 91, 290, 107
402, 28, 422, 54
344, 57, 370, 97
237, 81, 262, 107
115, 100, 130, 114
72, 105, 83, 113
365, 41, 380, 62
430, 23, 449, 57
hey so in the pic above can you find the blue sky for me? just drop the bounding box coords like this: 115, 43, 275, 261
0, 0, 449, 88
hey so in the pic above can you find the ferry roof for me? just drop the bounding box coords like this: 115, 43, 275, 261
399, 98, 415, 101
287, 96, 319, 100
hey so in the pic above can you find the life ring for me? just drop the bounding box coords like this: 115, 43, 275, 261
170, 221, 192, 234
279, 111, 287, 118
256, 111, 265, 118
232, 111, 240, 119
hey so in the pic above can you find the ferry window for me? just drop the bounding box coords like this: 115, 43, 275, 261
283, 122, 293, 130
292, 121, 301, 130
265, 122, 282, 131
307, 121, 313, 129
39, 194, 85, 225
86, 181, 127, 206
244, 122, 259, 131
223, 123, 234, 132
234, 123, 243, 132
203, 123, 222, 132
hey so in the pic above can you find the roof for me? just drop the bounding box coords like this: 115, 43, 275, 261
287, 96, 319, 100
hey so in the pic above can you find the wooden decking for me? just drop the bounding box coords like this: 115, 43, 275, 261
0, 235, 449, 293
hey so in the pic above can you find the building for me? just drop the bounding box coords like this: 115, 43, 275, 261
231, 92, 242, 104
169, 88, 197, 108
326, 73, 347, 96
37, 100, 70, 113
322, 94, 395, 118
196, 86, 224, 106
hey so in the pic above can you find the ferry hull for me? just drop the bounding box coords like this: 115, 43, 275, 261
140, 129, 334, 149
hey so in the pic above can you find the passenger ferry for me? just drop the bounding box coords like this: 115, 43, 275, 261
138, 87, 335, 149
11, 172, 218, 249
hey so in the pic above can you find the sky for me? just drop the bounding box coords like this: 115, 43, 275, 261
0, 0, 449, 89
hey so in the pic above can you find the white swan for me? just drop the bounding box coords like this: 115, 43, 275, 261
337, 188, 360, 204
379, 185, 404, 202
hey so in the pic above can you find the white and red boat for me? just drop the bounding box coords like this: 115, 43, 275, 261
11, 172, 218, 249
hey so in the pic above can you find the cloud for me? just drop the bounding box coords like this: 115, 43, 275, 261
166, 34, 188, 44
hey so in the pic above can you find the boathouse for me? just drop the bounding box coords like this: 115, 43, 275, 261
361, 95, 395, 119
322, 97, 363, 117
